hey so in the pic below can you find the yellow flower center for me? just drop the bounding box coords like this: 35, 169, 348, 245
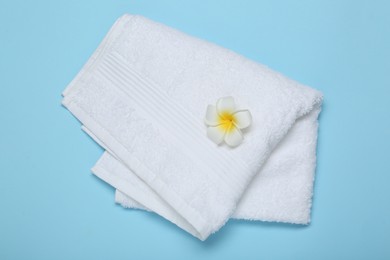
218, 111, 236, 133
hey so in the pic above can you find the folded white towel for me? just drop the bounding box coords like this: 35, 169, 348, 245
62, 14, 322, 240
84, 102, 320, 224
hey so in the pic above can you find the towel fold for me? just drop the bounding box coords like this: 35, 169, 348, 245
62, 14, 323, 240
83, 102, 320, 224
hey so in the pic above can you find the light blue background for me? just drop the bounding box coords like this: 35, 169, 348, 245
0, 0, 389, 259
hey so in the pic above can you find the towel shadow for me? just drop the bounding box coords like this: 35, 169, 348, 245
202, 219, 309, 247
91, 174, 310, 246
117, 203, 309, 247
90, 172, 115, 193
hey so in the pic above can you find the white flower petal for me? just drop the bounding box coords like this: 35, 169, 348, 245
217, 96, 236, 114
207, 125, 226, 145
233, 110, 252, 129
204, 105, 220, 126
224, 125, 243, 147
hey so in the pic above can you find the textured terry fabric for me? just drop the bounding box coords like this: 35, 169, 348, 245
62, 14, 323, 240
85, 104, 320, 224
104, 105, 320, 224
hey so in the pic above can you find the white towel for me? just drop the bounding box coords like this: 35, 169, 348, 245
62, 14, 323, 240
84, 103, 320, 224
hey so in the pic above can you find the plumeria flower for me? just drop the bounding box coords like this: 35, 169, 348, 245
204, 96, 252, 147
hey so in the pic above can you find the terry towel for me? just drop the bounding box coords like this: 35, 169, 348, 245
62, 14, 323, 240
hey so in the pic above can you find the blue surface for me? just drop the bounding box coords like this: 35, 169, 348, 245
1, 0, 389, 259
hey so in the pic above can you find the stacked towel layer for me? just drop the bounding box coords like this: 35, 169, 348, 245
62, 14, 323, 240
